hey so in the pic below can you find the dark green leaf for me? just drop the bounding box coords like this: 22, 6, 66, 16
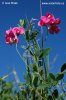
48, 95, 53, 100
56, 74, 64, 81
49, 73, 55, 80
52, 89, 58, 98
61, 63, 66, 72
30, 63, 37, 72
29, 32, 38, 40
33, 76, 38, 87
25, 30, 30, 42
38, 68, 43, 76
39, 48, 51, 58
25, 73, 32, 85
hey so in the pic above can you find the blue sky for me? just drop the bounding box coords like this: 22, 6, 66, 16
0, 0, 66, 82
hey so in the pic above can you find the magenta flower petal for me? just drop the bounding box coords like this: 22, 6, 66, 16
41, 16, 50, 25
38, 20, 44, 26
54, 18, 61, 25
46, 12, 55, 20
5, 29, 18, 44
38, 12, 61, 27
48, 25, 60, 34
12, 27, 25, 35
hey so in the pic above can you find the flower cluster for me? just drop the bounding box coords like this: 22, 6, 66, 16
38, 12, 61, 34
5, 27, 25, 44
5, 12, 61, 45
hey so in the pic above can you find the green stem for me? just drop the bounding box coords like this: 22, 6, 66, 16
55, 71, 66, 76
32, 90, 35, 100
16, 44, 32, 85
45, 26, 49, 42
16, 44, 28, 72
16, 44, 23, 61
45, 55, 49, 79
40, 0, 46, 99
40, 0, 46, 79
40, 0, 44, 48
40, 0, 42, 16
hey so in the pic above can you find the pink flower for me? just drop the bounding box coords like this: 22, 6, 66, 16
46, 13, 61, 25
54, 18, 61, 25
38, 12, 61, 26
5, 26, 25, 45
38, 16, 50, 26
46, 13, 55, 20
38, 13, 55, 26
38, 12, 61, 34
38, 20, 44, 26
12, 27, 25, 35
48, 25, 60, 34
5, 29, 18, 44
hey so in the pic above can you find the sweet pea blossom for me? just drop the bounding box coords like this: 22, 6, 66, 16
38, 16, 50, 26
12, 27, 25, 35
38, 13, 61, 26
38, 13, 55, 26
46, 13, 55, 20
54, 18, 61, 25
48, 25, 60, 34
5, 27, 25, 45
46, 12, 55, 24
38, 12, 61, 34
6, 29, 18, 44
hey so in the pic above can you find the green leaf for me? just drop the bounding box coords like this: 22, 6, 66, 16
32, 72, 40, 87
48, 95, 53, 100
4, 82, 13, 89
61, 63, 66, 72
29, 32, 38, 40
20, 19, 26, 28
30, 63, 37, 72
52, 89, 58, 98
38, 79, 53, 89
49, 73, 55, 80
38, 84, 45, 89
25, 73, 32, 85
33, 76, 38, 87
0, 77, 2, 81
56, 74, 64, 81
25, 30, 30, 42
33, 38, 40, 58
38, 67, 43, 76
39, 48, 51, 58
